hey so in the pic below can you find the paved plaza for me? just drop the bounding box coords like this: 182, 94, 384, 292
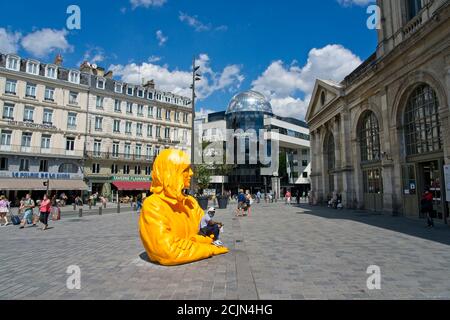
0, 202, 449, 300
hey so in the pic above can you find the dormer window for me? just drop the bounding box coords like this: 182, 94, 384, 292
127, 86, 134, 96
26, 61, 40, 75
6, 55, 20, 71
115, 83, 123, 93
97, 78, 105, 89
45, 65, 57, 79
69, 71, 80, 84
147, 91, 154, 100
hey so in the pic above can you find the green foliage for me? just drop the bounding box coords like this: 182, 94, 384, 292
194, 164, 212, 191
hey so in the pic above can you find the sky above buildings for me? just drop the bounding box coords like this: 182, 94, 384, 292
0, 0, 377, 120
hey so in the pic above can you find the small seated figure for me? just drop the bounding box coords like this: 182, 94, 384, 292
200, 207, 224, 247
139, 149, 229, 266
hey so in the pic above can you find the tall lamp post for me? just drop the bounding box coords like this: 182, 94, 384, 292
190, 56, 201, 194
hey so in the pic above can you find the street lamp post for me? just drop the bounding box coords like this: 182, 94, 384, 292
190, 56, 201, 194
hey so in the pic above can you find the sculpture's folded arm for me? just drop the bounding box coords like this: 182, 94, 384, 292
139, 199, 226, 266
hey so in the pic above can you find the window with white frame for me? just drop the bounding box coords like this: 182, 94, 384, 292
112, 143, 120, 158
5, 79, 17, 95
45, 65, 57, 79
183, 113, 189, 123
67, 112, 77, 129
136, 123, 143, 136
0, 130, 12, 146
146, 145, 152, 160
147, 124, 153, 137
156, 108, 162, 119
145, 166, 151, 175
23, 106, 34, 122
6, 55, 20, 71
2, 104, 14, 120
21, 132, 32, 147
135, 144, 142, 159
123, 165, 130, 174
111, 164, 119, 174
0, 157, 8, 171
173, 128, 179, 141
135, 165, 142, 175
175, 112, 180, 122
164, 127, 170, 139
137, 104, 144, 116
147, 91, 153, 100
155, 93, 162, 100
69, 91, 78, 105
156, 126, 161, 138
41, 135, 51, 149
94, 140, 102, 156
115, 83, 123, 93
66, 137, 75, 151
26, 83, 37, 98
97, 78, 105, 89
113, 120, 121, 133
19, 158, 30, 172
92, 163, 100, 174
95, 117, 103, 131
183, 130, 188, 141
44, 87, 55, 101
43, 109, 53, 125
124, 143, 131, 158
165, 110, 171, 120
127, 86, 134, 96
125, 122, 132, 134
96, 96, 104, 109
39, 159, 48, 172
69, 71, 80, 84
147, 106, 154, 118
126, 102, 133, 114
137, 89, 144, 98
114, 100, 122, 112
26, 61, 39, 75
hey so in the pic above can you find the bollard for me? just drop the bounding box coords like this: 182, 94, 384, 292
99, 206, 102, 215
73, 203, 76, 211
117, 202, 121, 214
103, 202, 107, 209
78, 208, 82, 217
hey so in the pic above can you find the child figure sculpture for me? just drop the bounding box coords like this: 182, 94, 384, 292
139, 149, 229, 266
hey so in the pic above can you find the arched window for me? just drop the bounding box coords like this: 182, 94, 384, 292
404, 84, 442, 156
59, 163, 79, 173
358, 112, 381, 162
325, 132, 335, 170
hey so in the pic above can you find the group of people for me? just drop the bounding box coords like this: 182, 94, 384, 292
236, 189, 253, 217
0, 193, 58, 231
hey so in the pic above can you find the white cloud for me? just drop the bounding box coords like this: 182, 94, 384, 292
252, 44, 362, 119
179, 12, 227, 32
130, 0, 167, 9
109, 54, 244, 100
21, 29, 73, 58
156, 30, 167, 47
148, 55, 162, 63
79, 47, 106, 67
0, 28, 21, 54
337, 0, 375, 7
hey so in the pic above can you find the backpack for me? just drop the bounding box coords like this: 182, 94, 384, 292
11, 215, 21, 225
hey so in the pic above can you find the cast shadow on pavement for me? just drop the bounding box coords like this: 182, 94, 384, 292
293, 204, 450, 247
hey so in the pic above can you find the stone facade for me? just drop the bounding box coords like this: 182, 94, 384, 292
306, 0, 450, 222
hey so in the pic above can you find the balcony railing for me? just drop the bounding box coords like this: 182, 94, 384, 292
0, 144, 84, 158
85, 151, 155, 163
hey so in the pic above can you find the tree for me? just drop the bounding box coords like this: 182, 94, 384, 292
194, 164, 211, 195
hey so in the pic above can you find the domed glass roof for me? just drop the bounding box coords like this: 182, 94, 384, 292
226, 90, 273, 115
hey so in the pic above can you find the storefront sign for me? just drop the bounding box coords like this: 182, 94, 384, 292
111, 176, 152, 182
7, 120, 59, 131
2, 171, 83, 180
443, 165, 450, 202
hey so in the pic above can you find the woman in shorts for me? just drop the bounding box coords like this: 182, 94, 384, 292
0, 195, 10, 226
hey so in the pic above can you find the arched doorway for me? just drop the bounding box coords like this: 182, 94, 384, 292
400, 84, 445, 220
358, 111, 383, 211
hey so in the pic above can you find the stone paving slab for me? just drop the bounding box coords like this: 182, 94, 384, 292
0, 202, 449, 300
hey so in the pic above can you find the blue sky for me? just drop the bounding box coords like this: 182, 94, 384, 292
0, 0, 377, 119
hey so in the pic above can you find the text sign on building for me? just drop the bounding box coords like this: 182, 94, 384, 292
111, 176, 152, 182
7, 172, 83, 180
444, 165, 450, 202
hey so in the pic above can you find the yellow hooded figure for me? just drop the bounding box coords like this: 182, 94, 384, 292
139, 149, 229, 266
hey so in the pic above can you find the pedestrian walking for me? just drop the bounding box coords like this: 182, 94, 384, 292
19, 194, 36, 229
286, 190, 292, 205
0, 195, 10, 226
38, 194, 51, 231
421, 187, 434, 228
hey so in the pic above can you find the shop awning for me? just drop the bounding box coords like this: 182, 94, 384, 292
0, 179, 88, 191
112, 181, 152, 191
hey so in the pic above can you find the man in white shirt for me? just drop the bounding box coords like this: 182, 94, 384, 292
200, 207, 224, 247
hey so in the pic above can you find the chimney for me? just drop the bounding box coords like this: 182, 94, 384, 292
104, 70, 113, 79
143, 80, 155, 89
80, 61, 93, 74
54, 54, 63, 66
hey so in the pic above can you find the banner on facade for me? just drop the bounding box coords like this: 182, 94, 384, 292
444, 165, 450, 202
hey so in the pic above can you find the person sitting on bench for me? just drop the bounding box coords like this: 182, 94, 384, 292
199, 207, 224, 247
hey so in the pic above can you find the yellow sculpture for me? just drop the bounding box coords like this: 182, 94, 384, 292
139, 149, 229, 266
